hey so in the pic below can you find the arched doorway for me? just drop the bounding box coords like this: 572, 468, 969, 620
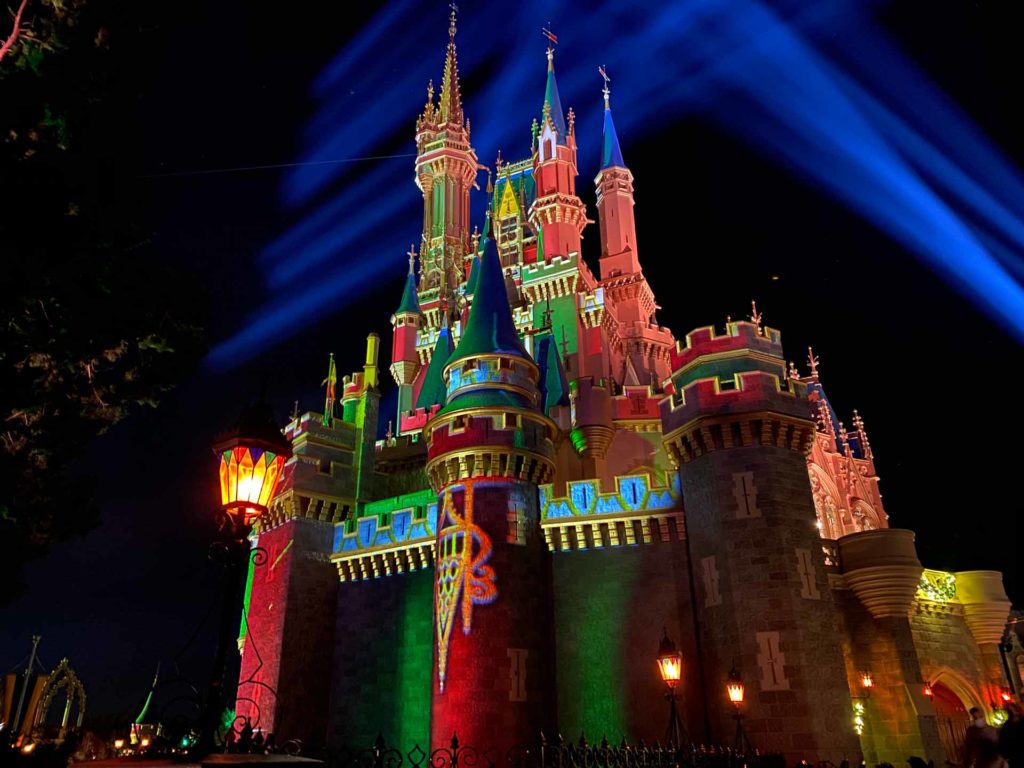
932, 682, 969, 764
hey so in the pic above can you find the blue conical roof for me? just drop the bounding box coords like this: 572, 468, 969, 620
415, 321, 453, 410
601, 102, 625, 169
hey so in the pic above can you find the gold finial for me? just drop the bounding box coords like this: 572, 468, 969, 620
449, 3, 458, 40
599, 65, 611, 111
807, 346, 820, 378
486, 168, 493, 194
471, 225, 480, 252
567, 107, 575, 134
427, 80, 434, 101
749, 300, 763, 335
495, 149, 503, 172
788, 360, 799, 380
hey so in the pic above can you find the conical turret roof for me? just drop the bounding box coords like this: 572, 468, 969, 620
446, 235, 529, 367
415, 320, 454, 410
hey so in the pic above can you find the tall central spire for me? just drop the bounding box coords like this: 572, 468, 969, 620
439, 6, 463, 125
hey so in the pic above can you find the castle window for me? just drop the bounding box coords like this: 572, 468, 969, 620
319, 458, 332, 475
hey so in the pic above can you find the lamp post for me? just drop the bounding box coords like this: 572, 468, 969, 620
657, 629, 687, 748
726, 667, 753, 753
198, 402, 291, 754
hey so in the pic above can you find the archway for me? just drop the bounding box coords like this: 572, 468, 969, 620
31, 659, 86, 742
929, 669, 984, 765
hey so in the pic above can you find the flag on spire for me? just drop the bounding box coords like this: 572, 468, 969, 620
322, 353, 337, 426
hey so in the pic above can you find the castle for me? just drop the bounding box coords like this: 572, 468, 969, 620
232, 13, 1021, 764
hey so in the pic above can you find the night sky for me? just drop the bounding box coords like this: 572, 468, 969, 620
2, 0, 1021, 722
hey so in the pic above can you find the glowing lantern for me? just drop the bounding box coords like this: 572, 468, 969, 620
213, 402, 292, 528
113, 739, 125, 750
923, 685, 933, 698
860, 671, 874, 689
727, 667, 745, 705
140, 737, 151, 748
657, 630, 683, 689
1000, 690, 1013, 703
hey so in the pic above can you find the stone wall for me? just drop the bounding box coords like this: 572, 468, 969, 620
329, 568, 433, 750
551, 539, 700, 743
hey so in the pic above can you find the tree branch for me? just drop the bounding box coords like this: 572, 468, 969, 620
0, 0, 29, 63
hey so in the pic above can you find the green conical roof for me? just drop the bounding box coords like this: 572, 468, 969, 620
543, 54, 568, 142
395, 271, 420, 315
415, 321, 453, 410
465, 254, 481, 295
534, 331, 570, 414
446, 236, 529, 367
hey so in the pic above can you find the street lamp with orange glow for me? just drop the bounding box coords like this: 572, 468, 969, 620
657, 629, 687, 748
726, 667, 753, 753
199, 402, 291, 753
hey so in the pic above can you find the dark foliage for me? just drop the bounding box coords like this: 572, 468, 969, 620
1, 0, 208, 602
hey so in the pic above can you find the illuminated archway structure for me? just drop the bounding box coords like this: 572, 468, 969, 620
31, 658, 86, 741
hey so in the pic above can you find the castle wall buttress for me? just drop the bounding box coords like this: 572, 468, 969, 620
237, 517, 337, 750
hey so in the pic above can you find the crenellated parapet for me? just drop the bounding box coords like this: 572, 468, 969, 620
661, 321, 816, 466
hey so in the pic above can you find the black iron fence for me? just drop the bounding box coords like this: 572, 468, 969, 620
326, 734, 787, 768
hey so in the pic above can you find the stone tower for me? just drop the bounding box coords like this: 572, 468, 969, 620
661, 320, 861, 761
423, 232, 558, 750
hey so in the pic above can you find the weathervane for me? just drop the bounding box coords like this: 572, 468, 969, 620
599, 65, 611, 110
542, 24, 557, 62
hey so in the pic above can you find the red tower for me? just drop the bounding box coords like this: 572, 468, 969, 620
423, 232, 558, 750
594, 79, 674, 385
391, 248, 423, 422
529, 46, 589, 263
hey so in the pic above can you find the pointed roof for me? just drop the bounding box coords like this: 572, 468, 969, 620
543, 49, 568, 141
438, 9, 463, 125
395, 271, 420, 315
446, 234, 529, 367
466, 253, 481, 295
535, 332, 570, 414
415, 320, 454, 410
601, 94, 625, 169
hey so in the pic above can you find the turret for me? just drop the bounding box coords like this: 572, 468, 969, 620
424, 231, 558, 750
590, 73, 675, 386
661, 320, 860, 762
391, 246, 423, 422
595, 75, 639, 277
528, 44, 589, 262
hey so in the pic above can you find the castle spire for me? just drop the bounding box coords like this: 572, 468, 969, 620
541, 29, 567, 140
415, 314, 454, 410
395, 245, 421, 315
439, 4, 463, 126
599, 66, 625, 169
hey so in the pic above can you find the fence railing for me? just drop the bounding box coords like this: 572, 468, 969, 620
326, 733, 787, 768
